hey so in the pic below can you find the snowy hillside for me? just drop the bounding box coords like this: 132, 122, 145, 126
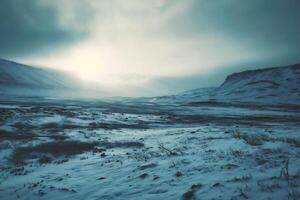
0, 58, 80, 88
0, 58, 100, 98
212, 63, 300, 104
144, 64, 300, 105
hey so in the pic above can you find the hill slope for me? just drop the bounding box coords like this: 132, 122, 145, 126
211, 63, 300, 104
0, 58, 80, 88
141, 63, 300, 105
0, 58, 85, 98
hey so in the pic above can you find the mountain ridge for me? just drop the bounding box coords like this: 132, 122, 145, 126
0, 58, 80, 89
0, 58, 94, 98
137, 63, 300, 105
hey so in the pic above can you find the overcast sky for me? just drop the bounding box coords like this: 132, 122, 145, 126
1, 0, 300, 96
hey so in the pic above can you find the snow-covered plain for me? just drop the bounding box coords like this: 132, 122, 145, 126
1, 62, 300, 199
0, 98, 299, 200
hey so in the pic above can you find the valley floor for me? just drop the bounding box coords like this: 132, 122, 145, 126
0, 99, 299, 200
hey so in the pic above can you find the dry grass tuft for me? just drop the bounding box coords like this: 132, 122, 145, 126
10, 140, 98, 163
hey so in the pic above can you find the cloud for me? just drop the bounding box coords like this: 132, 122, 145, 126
25, 1, 258, 81
170, 0, 300, 63
0, 0, 89, 58
2, 0, 300, 96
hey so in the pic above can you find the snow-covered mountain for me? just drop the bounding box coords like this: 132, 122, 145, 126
144, 63, 300, 105
210, 63, 300, 104
0, 58, 80, 88
0, 58, 87, 98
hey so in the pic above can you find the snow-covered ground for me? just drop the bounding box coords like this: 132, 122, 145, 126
0, 99, 299, 200
0, 61, 300, 199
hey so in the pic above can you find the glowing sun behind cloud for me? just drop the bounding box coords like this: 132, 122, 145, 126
8, 0, 300, 96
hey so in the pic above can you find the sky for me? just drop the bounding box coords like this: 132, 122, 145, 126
1, 0, 300, 96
